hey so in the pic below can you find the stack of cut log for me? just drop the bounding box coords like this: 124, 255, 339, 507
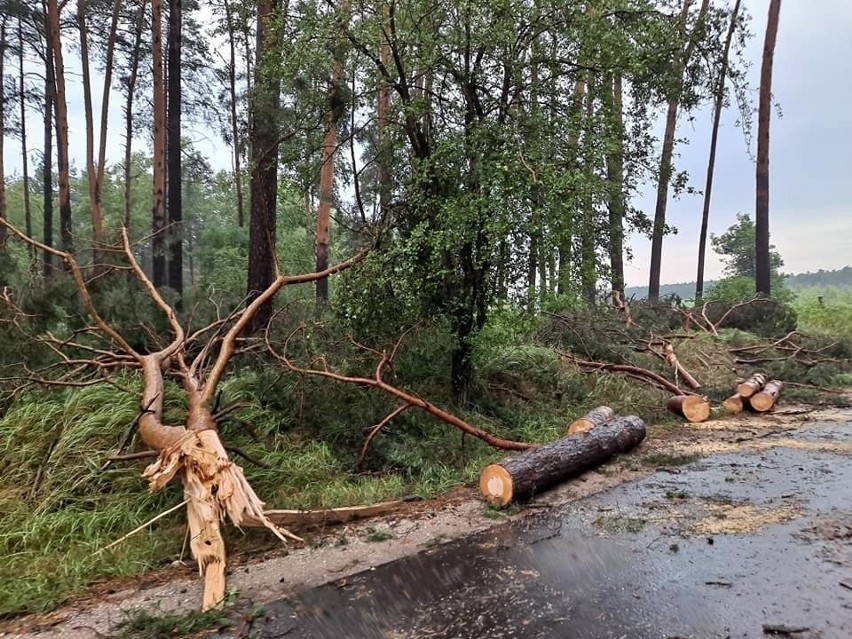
479, 406, 645, 507
723, 373, 784, 413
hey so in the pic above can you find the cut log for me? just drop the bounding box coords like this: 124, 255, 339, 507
666, 395, 711, 423
479, 416, 646, 507
723, 393, 744, 414
568, 405, 616, 435
749, 379, 784, 412
737, 373, 768, 398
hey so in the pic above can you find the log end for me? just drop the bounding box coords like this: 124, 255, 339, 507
667, 395, 711, 423
723, 396, 743, 414
479, 464, 513, 507
568, 420, 592, 436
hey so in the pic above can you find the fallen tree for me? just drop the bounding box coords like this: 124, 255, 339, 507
0, 219, 368, 610
479, 415, 646, 507
266, 324, 537, 466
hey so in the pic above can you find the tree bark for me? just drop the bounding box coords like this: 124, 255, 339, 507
376, 2, 391, 215
77, 0, 106, 251
480, 416, 646, 506
696, 0, 741, 301
151, 0, 167, 286
167, 0, 183, 295
648, 0, 709, 300
43, 32, 55, 275
246, 0, 282, 333
123, 4, 145, 229
316, 0, 351, 304
666, 395, 710, 423
46, 0, 73, 254
605, 74, 626, 298
0, 18, 7, 254
19, 18, 33, 255
756, 0, 781, 296
557, 78, 586, 295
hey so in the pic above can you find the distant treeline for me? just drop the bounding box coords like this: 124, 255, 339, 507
625, 266, 852, 300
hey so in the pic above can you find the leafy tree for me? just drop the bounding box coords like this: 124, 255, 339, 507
709, 212, 787, 298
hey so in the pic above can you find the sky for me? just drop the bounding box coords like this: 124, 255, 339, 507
3, 0, 851, 287
625, 0, 852, 286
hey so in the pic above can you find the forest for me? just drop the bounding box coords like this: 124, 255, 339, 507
3, 0, 850, 624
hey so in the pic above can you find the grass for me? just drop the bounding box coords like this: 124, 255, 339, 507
364, 527, 394, 542
665, 490, 690, 500
112, 606, 234, 639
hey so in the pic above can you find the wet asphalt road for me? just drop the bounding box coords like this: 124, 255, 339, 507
228, 419, 852, 639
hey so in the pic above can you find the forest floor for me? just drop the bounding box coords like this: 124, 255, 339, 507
2, 400, 851, 639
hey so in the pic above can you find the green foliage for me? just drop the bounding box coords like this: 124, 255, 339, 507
708, 213, 790, 300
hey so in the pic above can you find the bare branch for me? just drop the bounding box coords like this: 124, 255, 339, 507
201, 248, 369, 403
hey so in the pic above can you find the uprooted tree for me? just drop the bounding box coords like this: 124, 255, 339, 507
0, 219, 369, 610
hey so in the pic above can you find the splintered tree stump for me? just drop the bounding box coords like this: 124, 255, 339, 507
667, 395, 711, 423
737, 373, 768, 398
723, 393, 744, 414
479, 416, 646, 507
568, 405, 616, 435
749, 379, 784, 412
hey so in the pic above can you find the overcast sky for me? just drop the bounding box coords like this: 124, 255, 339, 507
625, 0, 852, 286
4, 1, 850, 286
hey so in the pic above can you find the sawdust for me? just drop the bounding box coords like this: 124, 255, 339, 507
690, 502, 802, 535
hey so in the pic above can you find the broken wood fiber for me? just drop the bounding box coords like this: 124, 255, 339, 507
568, 405, 616, 435
479, 415, 646, 507
666, 395, 711, 423
749, 379, 784, 412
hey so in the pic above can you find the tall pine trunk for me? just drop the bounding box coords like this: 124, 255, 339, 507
43, 32, 55, 275
755, 0, 781, 297
696, 0, 741, 301
605, 74, 626, 298
246, 0, 282, 333
167, 0, 183, 295
46, 0, 73, 254
557, 78, 586, 295
19, 18, 34, 256
0, 19, 7, 255
316, 0, 351, 304
124, 5, 145, 229
647, 0, 709, 300
77, 0, 105, 251
151, 0, 167, 286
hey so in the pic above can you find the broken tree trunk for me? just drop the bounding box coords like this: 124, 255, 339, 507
749, 379, 784, 412
568, 405, 616, 435
666, 395, 711, 423
479, 416, 646, 507
723, 393, 744, 414
737, 373, 768, 398
663, 342, 701, 389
